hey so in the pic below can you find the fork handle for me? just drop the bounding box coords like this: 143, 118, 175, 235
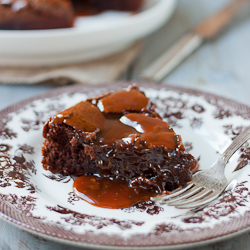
222, 126, 250, 164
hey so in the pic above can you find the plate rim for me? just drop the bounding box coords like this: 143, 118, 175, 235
1, 81, 250, 249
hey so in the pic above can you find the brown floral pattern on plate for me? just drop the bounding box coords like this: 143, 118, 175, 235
0, 115, 17, 140
222, 125, 250, 172
123, 200, 164, 215
0, 145, 36, 191
21, 103, 66, 132
1, 82, 250, 249
47, 205, 144, 230
182, 182, 250, 223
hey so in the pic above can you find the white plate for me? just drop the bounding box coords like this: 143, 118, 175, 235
1, 82, 250, 249
0, 0, 176, 67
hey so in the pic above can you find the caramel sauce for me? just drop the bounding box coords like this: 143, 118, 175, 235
73, 175, 157, 209
46, 87, 186, 209
121, 113, 170, 133
140, 132, 177, 148
96, 89, 149, 114
192, 161, 199, 174
120, 113, 177, 148
95, 116, 138, 145
72, 113, 179, 208
95, 113, 178, 148
48, 101, 105, 133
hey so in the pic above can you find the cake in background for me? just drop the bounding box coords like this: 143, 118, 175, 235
85, 0, 143, 11
0, 0, 74, 30
0, 0, 144, 30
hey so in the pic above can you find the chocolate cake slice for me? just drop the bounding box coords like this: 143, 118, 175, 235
87, 0, 143, 11
0, 0, 143, 30
42, 85, 198, 194
0, 0, 74, 30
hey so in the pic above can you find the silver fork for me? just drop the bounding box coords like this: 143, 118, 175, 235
151, 126, 250, 209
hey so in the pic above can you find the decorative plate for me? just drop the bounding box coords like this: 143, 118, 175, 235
1, 82, 250, 249
0, 0, 175, 67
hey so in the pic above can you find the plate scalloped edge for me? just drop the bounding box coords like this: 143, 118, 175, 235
1, 82, 250, 249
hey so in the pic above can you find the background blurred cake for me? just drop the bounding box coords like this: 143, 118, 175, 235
0, 0, 144, 30
0, 0, 74, 30
86, 0, 143, 11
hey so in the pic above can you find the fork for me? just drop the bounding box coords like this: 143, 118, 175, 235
151, 126, 250, 209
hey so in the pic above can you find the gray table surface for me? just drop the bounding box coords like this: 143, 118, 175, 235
1, 0, 250, 249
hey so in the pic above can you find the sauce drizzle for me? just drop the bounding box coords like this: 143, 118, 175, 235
73, 175, 158, 209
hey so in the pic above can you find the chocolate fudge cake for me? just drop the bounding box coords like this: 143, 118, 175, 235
0, 0, 143, 30
87, 0, 143, 11
42, 85, 198, 195
0, 0, 74, 30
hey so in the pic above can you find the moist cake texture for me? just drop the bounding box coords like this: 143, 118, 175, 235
42, 85, 198, 194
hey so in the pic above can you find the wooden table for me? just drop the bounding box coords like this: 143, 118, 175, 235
1, 0, 250, 249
